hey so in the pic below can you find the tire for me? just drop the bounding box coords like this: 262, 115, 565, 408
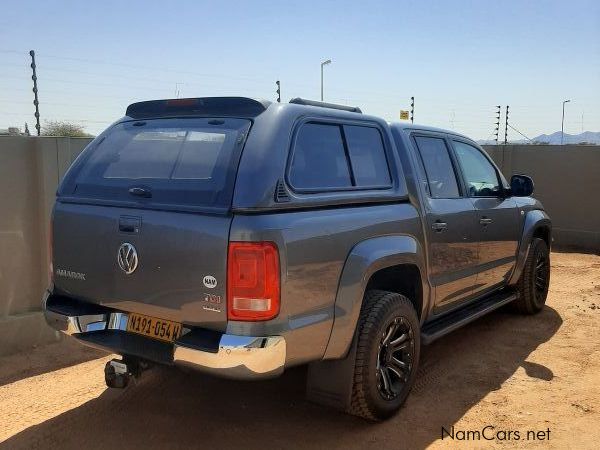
348, 290, 420, 421
514, 238, 550, 314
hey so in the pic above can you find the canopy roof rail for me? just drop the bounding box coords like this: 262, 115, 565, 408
289, 98, 362, 113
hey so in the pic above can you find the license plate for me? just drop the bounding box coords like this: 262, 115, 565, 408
126, 313, 182, 343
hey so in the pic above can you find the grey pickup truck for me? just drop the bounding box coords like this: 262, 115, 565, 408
43, 97, 551, 420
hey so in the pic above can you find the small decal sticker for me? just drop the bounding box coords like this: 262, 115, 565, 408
203, 293, 222, 304
203, 275, 217, 289
204, 292, 221, 303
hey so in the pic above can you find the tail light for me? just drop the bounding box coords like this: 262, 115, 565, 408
227, 242, 280, 321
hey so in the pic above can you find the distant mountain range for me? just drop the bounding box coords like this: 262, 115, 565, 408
478, 131, 600, 145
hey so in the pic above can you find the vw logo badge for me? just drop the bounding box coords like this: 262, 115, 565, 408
117, 242, 139, 275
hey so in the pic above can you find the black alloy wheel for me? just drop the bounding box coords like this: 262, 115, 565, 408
376, 316, 415, 401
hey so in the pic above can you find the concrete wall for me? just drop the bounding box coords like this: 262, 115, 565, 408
483, 144, 600, 253
0, 136, 92, 355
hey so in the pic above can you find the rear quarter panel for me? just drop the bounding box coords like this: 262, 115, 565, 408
228, 203, 423, 367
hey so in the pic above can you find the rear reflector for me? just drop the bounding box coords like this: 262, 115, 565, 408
227, 242, 280, 321
232, 298, 272, 312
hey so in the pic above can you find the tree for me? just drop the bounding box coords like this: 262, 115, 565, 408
41, 121, 94, 137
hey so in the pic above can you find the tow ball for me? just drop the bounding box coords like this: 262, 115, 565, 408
104, 358, 148, 389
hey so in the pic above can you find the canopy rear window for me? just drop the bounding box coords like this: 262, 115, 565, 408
64, 118, 250, 209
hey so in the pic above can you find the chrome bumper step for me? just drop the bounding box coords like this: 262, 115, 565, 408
42, 291, 286, 380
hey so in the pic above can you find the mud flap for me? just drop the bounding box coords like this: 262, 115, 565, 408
306, 335, 357, 412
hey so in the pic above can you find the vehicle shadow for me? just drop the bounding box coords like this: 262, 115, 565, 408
2, 306, 562, 450
0, 339, 107, 388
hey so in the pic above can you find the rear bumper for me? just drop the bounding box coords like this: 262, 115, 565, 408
42, 292, 286, 380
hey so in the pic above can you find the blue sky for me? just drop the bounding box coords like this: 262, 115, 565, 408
1, 0, 598, 139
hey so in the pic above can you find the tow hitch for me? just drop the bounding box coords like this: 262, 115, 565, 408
104, 358, 149, 389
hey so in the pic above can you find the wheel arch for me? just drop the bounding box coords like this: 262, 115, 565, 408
533, 224, 551, 248
509, 209, 552, 285
365, 265, 423, 322
322, 235, 428, 360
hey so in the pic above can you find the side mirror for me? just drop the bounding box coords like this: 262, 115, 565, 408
510, 174, 534, 197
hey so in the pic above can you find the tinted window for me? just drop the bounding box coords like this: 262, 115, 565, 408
101, 130, 226, 180
453, 141, 501, 197
344, 125, 391, 186
414, 136, 460, 198
70, 118, 250, 208
289, 123, 352, 189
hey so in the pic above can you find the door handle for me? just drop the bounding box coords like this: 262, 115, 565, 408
128, 186, 152, 198
479, 217, 493, 225
432, 221, 448, 232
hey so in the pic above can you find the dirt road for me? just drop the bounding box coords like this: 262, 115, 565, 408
1, 252, 598, 449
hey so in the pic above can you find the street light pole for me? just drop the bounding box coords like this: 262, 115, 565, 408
561, 99, 571, 145
320, 59, 331, 101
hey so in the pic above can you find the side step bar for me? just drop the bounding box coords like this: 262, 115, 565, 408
421, 291, 518, 345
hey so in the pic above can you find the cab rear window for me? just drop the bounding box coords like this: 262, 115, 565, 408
62, 118, 250, 209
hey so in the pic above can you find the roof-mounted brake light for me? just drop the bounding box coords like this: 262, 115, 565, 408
126, 97, 271, 119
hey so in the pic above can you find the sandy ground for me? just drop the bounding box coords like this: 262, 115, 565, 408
0, 252, 598, 450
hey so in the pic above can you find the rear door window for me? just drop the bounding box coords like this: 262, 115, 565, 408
67, 118, 250, 209
413, 136, 461, 198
